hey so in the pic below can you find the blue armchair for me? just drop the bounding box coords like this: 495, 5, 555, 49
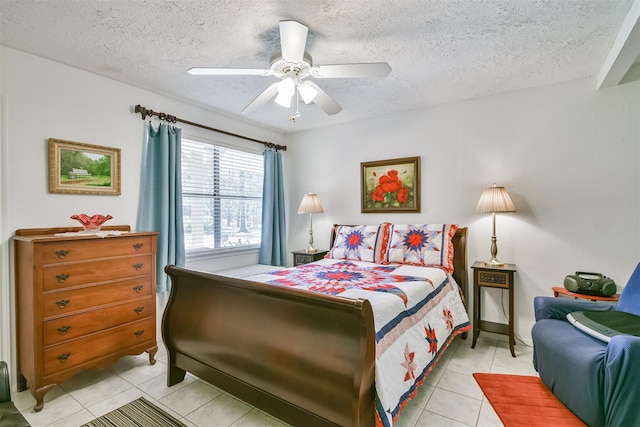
531, 263, 640, 427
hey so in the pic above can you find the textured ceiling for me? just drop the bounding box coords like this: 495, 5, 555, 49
1, 0, 637, 133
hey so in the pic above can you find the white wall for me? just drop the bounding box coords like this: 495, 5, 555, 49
284, 77, 640, 344
0, 46, 285, 368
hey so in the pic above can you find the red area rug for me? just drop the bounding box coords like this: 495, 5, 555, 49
473, 373, 586, 427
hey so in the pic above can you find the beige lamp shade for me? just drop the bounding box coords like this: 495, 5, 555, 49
298, 193, 324, 214
476, 184, 516, 213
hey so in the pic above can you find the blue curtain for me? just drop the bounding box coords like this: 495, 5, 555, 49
137, 123, 185, 292
259, 149, 287, 266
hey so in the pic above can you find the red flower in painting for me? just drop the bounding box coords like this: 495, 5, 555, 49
371, 185, 385, 202
371, 169, 410, 205
380, 170, 402, 193
424, 324, 438, 354
397, 186, 409, 204
379, 176, 399, 193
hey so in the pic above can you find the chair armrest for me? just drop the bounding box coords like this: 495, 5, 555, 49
534, 296, 616, 322
604, 335, 640, 426
0, 361, 11, 403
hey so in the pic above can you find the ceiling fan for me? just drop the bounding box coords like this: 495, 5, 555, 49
187, 20, 391, 120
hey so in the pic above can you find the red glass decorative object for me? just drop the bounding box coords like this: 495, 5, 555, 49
70, 214, 113, 230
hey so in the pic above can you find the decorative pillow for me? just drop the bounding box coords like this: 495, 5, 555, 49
328, 225, 382, 263
375, 222, 392, 263
383, 224, 458, 273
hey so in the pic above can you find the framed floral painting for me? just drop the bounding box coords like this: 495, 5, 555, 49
361, 156, 420, 213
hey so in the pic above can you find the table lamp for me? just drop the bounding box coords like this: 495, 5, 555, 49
298, 193, 324, 253
476, 183, 516, 266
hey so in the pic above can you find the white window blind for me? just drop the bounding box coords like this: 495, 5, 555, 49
182, 138, 263, 252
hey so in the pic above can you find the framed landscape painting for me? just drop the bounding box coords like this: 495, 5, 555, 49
361, 156, 420, 213
48, 138, 121, 195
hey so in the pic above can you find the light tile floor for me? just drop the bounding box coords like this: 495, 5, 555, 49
13, 293, 538, 427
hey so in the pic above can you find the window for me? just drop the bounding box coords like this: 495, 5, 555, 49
182, 138, 263, 253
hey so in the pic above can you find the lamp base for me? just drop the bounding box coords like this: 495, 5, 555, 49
484, 255, 504, 267
305, 247, 318, 253
484, 260, 505, 267
486, 231, 504, 267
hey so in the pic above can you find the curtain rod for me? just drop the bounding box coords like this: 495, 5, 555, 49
133, 104, 286, 151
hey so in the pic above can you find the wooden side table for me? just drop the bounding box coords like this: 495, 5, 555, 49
292, 249, 328, 266
552, 287, 620, 302
472, 261, 517, 357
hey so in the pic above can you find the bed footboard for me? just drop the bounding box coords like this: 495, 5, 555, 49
162, 265, 376, 427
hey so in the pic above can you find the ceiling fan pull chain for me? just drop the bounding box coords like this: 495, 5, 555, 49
295, 90, 301, 117
290, 88, 301, 122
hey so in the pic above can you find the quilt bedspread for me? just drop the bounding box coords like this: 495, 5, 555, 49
249, 258, 471, 426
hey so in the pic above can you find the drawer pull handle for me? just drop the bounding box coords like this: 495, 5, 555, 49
133, 243, 144, 251
57, 353, 71, 362
57, 326, 71, 335
133, 285, 144, 293
133, 263, 143, 270
55, 299, 70, 308
55, 250, 69, 259
56, 274, 70, 283
134, 306, 144, 314
134, 330, 144, 338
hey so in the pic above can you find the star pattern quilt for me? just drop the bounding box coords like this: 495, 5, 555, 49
249, 258, 471, 426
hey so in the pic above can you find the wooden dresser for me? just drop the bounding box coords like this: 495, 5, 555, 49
13, 226, 158, 411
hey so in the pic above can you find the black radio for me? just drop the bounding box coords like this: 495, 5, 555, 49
564, 271, 617, 297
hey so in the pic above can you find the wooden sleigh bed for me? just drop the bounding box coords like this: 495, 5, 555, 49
162, 225, 469, 426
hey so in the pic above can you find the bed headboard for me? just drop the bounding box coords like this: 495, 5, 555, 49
329, 224, 468, 304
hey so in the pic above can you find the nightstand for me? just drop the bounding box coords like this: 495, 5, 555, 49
471, 261, 517, 357
292, 249, 328, 266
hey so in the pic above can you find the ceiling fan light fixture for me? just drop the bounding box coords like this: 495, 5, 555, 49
275, 77, 296, 108
277, 76, 296, 96
298, 81, 318, 104
274, 91, 292, 108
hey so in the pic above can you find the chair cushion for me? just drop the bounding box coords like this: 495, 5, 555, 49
532, 319, 606, 427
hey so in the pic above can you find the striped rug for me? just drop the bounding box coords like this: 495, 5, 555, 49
81, 397, 186, 427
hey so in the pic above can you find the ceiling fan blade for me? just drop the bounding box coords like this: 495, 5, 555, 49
241, 83, 280, 114
312, 63, 391, 78
304, 81, 342, 115
279, 20, 308, 63
188, 67, 272, 76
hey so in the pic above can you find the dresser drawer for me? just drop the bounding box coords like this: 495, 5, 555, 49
43, 254, 152, 291
44, 277, 152, 318
40, 236, 154, 264
44, 297, 154, 346
44, 318, 155, 377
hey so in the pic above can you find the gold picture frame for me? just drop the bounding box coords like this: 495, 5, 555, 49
48, 138, 121, 195
361, 156, 420, 213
